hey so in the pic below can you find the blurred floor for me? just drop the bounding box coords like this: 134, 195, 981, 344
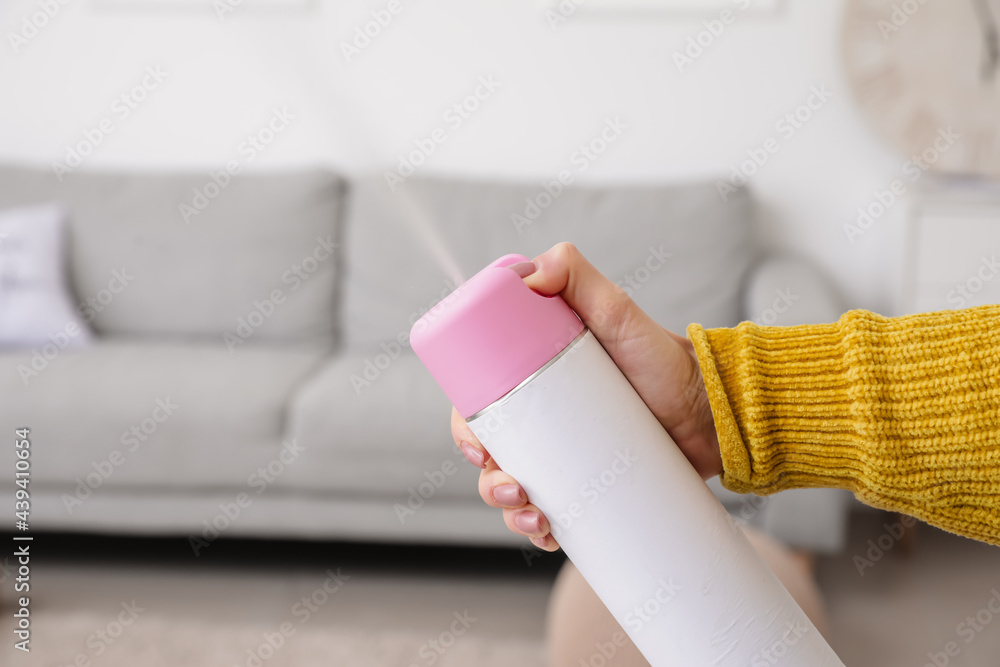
2, 513, 998, 666
820, 511, 1000, 667
0, 537, 558, 666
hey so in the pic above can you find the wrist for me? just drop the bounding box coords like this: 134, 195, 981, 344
689, 355, 724, 480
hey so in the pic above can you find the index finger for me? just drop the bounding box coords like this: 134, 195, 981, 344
451, 406, 491, 469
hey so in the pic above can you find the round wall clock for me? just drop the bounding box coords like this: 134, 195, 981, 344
843, 0, 1000, 178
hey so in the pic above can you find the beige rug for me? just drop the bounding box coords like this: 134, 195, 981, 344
2, 612, 546, 667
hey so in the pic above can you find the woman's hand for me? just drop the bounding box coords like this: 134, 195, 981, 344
450, 242, 721, 551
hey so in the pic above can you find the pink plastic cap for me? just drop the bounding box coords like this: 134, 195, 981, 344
411, 254, 585, 419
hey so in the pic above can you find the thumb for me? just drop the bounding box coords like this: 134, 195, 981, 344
515, 243, 694, 413
510, 243, 720, 479
520, 242, 652, 344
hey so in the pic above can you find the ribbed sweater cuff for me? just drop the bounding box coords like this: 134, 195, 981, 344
688, 307, 1000, 547
687, 319, 857, 496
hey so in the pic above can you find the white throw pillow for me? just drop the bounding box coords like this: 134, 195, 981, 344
0, 203, 92, 349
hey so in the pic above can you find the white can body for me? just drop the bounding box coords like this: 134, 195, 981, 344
468, 330, 844, 666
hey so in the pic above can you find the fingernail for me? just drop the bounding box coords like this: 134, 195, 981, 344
508, 261, 537, 279
460, 441, 485, 469
515, 510, 541, 534
530, 535, 552, 551
493, 484, 525, 506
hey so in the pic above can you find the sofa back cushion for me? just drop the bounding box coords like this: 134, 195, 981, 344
342, 176, 758, 352
0, 166, 345, 344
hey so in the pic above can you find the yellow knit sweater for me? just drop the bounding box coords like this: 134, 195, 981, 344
688, 305, 1000, 547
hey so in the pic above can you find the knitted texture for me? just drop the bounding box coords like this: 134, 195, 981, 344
688, 306, 1000, 547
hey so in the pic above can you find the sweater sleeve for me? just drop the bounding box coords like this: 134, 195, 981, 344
687, 305, 1000, 547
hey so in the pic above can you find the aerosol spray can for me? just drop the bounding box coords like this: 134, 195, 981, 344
410, 254, 844, 666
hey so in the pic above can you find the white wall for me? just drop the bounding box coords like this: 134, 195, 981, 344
1, 0, 909, 313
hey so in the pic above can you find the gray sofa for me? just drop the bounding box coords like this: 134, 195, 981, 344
0, 165, 849, 552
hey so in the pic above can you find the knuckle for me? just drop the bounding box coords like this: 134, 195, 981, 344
478, 470, 507, 507
477, 472, 493, 503
551, 241, 580, 263
593, 287, 633, 331
502, 509, 521, 533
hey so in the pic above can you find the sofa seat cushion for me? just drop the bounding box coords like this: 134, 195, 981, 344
285, 352, 480, 500
0, 341, 327, 493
